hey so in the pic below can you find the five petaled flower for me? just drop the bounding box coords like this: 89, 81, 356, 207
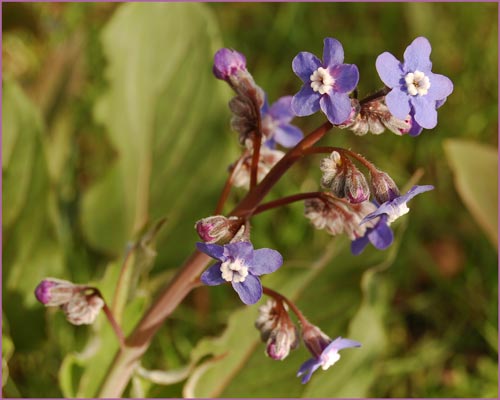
291, 38, 359, 125
261, 96, 304, 148
197, 241, 283, 305
352, 185, 434, 254
297, 335, 361, 384
376, 37, 453, 130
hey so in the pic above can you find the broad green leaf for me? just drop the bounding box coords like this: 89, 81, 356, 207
444, 139, 498, 248
2, 80, 65, 305
80, 2, 231, 264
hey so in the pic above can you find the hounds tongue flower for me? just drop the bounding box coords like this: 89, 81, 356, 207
197, 241, 283, 305
376, 36, 453, 130
291, 38, 359, 124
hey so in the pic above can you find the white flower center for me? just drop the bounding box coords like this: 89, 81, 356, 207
220, 258, 249, 283
320, 349, 341, 370
310, 67, 335, 95
405, 70, 431, 96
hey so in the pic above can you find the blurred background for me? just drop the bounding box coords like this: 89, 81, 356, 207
2, 2, 498, 398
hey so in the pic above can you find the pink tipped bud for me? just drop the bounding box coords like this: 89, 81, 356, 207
195, 215, 243, 244
213, 48, 247, 81
345, 166, 370, 203
369, 169, 400, 203
255, 300, 299, 361
320, 151, 346, 198
34, 278, 81, 307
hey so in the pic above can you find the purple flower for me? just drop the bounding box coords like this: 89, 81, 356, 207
261, 96, 303, 148
197, 241, 283, 305
212, 48, 247, 81
297, 335, 361, 384
361, 185, 434, 225
351, 215, 394, 255
376, 37, 453, 129
351, 185, 434, 255
291, 38, 359, 125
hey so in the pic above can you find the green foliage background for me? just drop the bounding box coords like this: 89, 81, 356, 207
2, 2, 498, 398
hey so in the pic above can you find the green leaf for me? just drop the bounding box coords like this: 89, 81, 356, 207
80, 2, 231, 261
444, 139, 498, 248
2, 80, 65, 305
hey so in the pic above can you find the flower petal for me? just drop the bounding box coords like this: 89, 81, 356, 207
320, 92, 351, 124
268, 96, 294, 122
273, 124, 304, 148
200, 262, 225, 286
322, 37, 344, 66
249, 248, 283, 276
427, 72, 454, 102
232, 275, 262, 305
376, 52, 403, 88
196, 242, 224, 260
223, 241, 254, 264
297, 358, 322, 384
291, 85, 321, 117
412, 96, 438, 129
326, 337, 362, 352
292, 51, 322, 83
385, 88, 411, 120
367, 220, 394, 250
394, 185, 434, 206
403, 36, 432, 72
351, 235, 370, 255
331, 64, 359, 93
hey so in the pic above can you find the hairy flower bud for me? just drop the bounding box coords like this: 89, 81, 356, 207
320, 151, 346, 197
195, 215, 243, 244
255, 300, 299, 361
62, 290, 104, 325
213, 48, 247, 81
35, 278, 83, 307
369, 169, 400, 203
345, 166, 370, 203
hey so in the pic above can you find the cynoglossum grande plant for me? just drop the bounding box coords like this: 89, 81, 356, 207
35, 35, 452, 395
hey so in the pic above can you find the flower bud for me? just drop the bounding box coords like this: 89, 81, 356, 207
62, 290, 104, 325
212, 48, 247, 81
195, 215, 242, 244
255, 300, 299, 361
34, 278, 82, 307
320, 151, 346, 197
369, 169, 400, 203
345, 166, 370, 203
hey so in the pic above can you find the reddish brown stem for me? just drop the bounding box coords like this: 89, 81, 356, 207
102, 302, 126, 349
214, 164, 238, 214
253, 191, 328, 216
262, 286, 308, 326
250, 132, 262, 189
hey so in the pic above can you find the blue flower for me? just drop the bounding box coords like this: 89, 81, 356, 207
376, 37, 453, 130
291, 38, 359, 125
197, 241, 283, 305
261, 96, 303, 148
351, 215, 394, 255
351, 185, 434, 255
297, 336, 361, 384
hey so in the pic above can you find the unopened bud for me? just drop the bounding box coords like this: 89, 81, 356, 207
62, 290, 104, 325
195, 215, 242, 244
369, 169, 400, 203
34, 278, 82, 307
345, 166, 370, 203
320, 151, 346, 197
212, 48, 247, 81
255, 300, 299, 361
